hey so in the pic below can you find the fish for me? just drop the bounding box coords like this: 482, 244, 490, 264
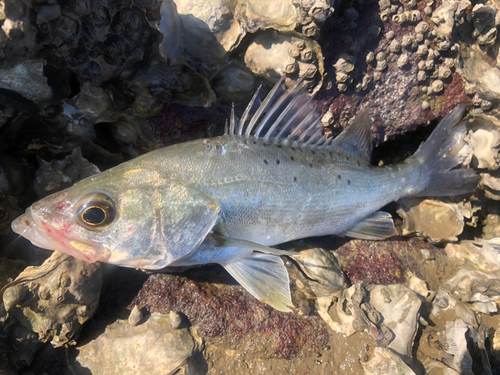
11, 76, 479, 312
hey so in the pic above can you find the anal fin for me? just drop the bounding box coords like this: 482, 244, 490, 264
343, 211, 397, 240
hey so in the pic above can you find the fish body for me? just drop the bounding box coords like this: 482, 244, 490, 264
135, 135, 406, 245
12, 77, 478, 312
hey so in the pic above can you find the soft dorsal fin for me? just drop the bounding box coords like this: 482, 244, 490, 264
228, 76, 372, 156
330, 109, 372, 162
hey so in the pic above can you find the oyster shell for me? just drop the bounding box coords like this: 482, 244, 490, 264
290, 246, 349, 326
444, 319, 473, 373
433, 266, 500, 316
244, 32, 323, 88
445, 239, 500, 274
481, 173, 500, 201
367, 284, 421, 363
334, 283, 384, 340
291, 247, 349, 294
397, 199, 476, 243
0, 61, 52, 103
361, 346, 416, 375
61, 82, 112, 137
68, 313, 203, 375
424, 359, 461, 375
234, 0, 297, 33
461, 46, 500, 103
465, 113, 500, 170
34, 148, 99, 198
431, 0, 470, 37
157, 0, 184, 63
1, 252, 103, 347
173, 0, 245, 66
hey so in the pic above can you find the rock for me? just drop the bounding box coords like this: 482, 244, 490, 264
68, 313, 202, 375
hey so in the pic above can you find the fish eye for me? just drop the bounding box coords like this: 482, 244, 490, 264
82, 206, 106, 225
75, 192, 116, 230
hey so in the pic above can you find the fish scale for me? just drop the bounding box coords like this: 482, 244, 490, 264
12, 76, 479, 312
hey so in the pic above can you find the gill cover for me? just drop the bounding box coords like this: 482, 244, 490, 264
100, 168, 221, 269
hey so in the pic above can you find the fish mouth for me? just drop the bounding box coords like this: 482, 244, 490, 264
11, 207, 105, 263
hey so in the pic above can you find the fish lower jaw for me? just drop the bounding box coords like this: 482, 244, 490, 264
12, 210, 102, 263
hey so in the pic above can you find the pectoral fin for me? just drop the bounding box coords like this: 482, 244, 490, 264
172, 235, 293, 312
223, 252, 292, 313
343, 211, 397, 240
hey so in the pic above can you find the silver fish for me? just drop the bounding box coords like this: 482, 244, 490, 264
12, 76, 478, 312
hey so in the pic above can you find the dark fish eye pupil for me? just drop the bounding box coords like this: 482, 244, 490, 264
82, 207, 106, 225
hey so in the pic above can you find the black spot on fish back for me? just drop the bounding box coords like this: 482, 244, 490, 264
347, 179, 351, 185
294, 177, 297, 182
276, 160, 280, 165
291, 156, 294, 161
338, 175, 341, 180
264, 159, 268, 165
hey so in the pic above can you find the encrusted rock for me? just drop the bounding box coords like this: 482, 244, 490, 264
2, 252, 103, 347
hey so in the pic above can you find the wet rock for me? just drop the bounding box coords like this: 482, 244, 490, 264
334, 239, 459, 290
0, 194, 22, 234
131, 270, 329, 359
68, 313, 203, 375
0, 257, 28, 290
151, 102, 229, 147
211, 61, 258, 105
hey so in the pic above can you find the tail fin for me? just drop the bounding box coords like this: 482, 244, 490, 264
406, 104, 479, 197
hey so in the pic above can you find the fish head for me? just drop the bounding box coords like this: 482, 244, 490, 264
12, 168, 221, 269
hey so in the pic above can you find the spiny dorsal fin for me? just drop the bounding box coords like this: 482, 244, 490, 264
228, 76, 372, 156
330, 109, 372, 162
229, 76, 327, 145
